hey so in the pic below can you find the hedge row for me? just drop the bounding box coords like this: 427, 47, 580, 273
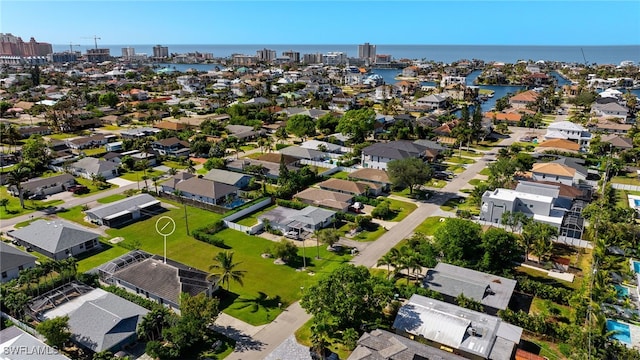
498, 308, 571, 342
276, 199, 308, 209
516, 276, 573, 305
102, 285, 164, 311
192, 219, 228, 248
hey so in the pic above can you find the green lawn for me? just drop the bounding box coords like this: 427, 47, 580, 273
479, 168, 491, 176
468, 179, 486, 186
119, 169, 165, 182
83, 148, 107, 157
440, 197, 479, 215
385, 199, 417, 222
337, 222, 387, 242
0, 187, 64, 220
612, 172, 640, 186
162, 160, 188, 170
424, 178, 447, 188
76, 241, 130, 273
56, 206, 98, 228
413, 216, 445, 236
196, 168, 208, 175
99, 125, 123, 131
47, 133, 78, 140
240, 144, 257, 152
295, 319, 351, 360
234, 204, 277, 226
444, 156, 475, 165
330, 171, 350, 180
74, 177, 117, 198
40, 170, 65, 178
446, 165, 466, 174
103, 205, 352, 325
97, 194, 127, 204
458, 150, 483, 158
14, 217, 42, 228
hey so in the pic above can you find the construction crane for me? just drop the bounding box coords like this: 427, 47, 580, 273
581, 48, 588, 66
68, 42, 80, 53
82, 35, 101, 49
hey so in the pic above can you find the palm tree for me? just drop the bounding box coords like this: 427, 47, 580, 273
377, 252, 396, 280
208, 251, 246, 292
152, 176, 161, 195
7, 163, 31, 209
186, 159, 196, 174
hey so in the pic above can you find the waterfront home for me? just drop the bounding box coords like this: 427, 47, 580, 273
543, 121, 591, 149
415, 94, 448, 110
592, 102, 629, 122
601, 134, 634, 150
508, 90, 539, 109
531, 161, 586, 186
483, 111, 521, 125
9, 219, 101, 260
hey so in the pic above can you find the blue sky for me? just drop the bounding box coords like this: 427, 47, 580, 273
1, 1, 638, 45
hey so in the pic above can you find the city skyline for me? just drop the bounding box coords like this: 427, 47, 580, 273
1, 1, 639, 46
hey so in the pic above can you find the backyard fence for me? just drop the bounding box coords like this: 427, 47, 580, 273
222, 197, 273, 235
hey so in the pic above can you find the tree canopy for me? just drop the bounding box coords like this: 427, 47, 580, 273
36, 315, 71, 349
336, 108, 375, 143
433, 218, 482, 267
387, 157, 433, 194
285, 114, 316, 139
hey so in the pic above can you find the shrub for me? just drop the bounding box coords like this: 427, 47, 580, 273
516, 277, 572, 305
498, 309, 570, 342
276, 199, 307, 209
371, 201, 391, 219
336, 212, 356, 222
102, 285, 164, 311
353, 195, 381, 207
192, 230, 228, 248
275, 143, 291, 150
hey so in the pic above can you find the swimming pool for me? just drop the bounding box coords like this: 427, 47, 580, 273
635, 199, 640, 207
614, 284, 630, 297
607, 319, 632, 344
633, 261, 640, 274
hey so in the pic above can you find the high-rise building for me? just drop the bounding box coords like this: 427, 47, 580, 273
122, 47, 135, 58
358, 42, 376, 63
282, 50, 300, 63
256, 48, 276, 63
0, 33, 52, 57
153, 45, 169, 58
303, 53, 322, 64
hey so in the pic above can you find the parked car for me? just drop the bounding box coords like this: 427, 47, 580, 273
68, 185, 89, 194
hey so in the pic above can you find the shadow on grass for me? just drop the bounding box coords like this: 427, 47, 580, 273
509, 291, 534, 313
72, 241, 117, 262
216, 289, 241, 312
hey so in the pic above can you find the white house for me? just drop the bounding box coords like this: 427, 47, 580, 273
544, 121, 591, 149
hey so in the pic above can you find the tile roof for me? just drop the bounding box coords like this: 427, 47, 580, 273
484, 111, 521, 122
348, 168, 390, 184
532, 162, 576, 177
509, 90, 539, 103
294, 188, 353, 210
537, 138, 581, 151
318, 178, 370, 195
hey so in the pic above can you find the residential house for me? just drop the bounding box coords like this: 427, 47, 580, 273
422, 262, 517, 314
300, 139, 350, 154
152, 137, 191, 157
508, 90, 539, 109
531, 162, 586, 186
66, 134, 116, 150
294, 188, 353, 212
203, 169, 253, 189
361, 141, 433, 170
393, 294, 522, 360
480, 181, 579, 232
131, 151, 157, 166
601, 134, 634, 150
97, 250, 218, 312
401, 66, 418, 77
120, 127, 161, 139
348, 168, 392, 192
161, 175, 240, 207
317, 178, 379, 196
258, 206, 336, 236
536, 138, 581, 153
348, 329, 467, 360
226, 124, 265, 140
154, 120, 188, 131
105, 141, 123, 152
415, 94, 448, 110
589, 119, 632, 134
9, 219, 101, 260
68, 157, 119, 179
0, 242, 37, 283
85, 194, 163, 227
279, 146, 326, 161
592, 102, 629, 122
8, 173, 75, 198
0, 326, 71, 360
543, 121, 591, 148
484, 111, 521, 125
17, 125, 51, 138
41, 287, 148, 353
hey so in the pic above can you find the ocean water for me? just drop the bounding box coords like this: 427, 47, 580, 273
53, 44, 640, 64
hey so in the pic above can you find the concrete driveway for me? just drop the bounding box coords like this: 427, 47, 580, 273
107, 177, 136, 186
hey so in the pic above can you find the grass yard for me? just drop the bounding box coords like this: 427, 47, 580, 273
76, 241, 130, 273
98, 125, 123, 131
119, 169, 165, 182
468, 178, 487, 186
612, 172, 640, 186
479, 168, 491, 176
390, 187, 431, 201
196, 168, 208, 175
0, 187, 64, 220
458, 150, 483, 158
444, 156, 475, 165
14, 217, 42, 228
234, 204, 277, 226
47, 133, 79, 140
74, 177, 117, 198
385, 199, 417, 222
56, 206, 98, 228
97, 194, 127, 204
413, 216, 445, 236
104, 205, 352, 325
83, 148, 107, 157
446, 165, 466, 174
162, 160, 188, 169
337, 222, 387, 242
424, 179, 447, 188
329, 171, 350, 180
240, 144, 257, 152
40, 170, 65, 178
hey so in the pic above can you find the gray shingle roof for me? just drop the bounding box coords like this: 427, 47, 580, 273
423, 263, 517, 311
362, 141, 427, 160
203, 169, 252, 186
279, 146, 325, 160
0, 326, 71, 360
11, 173, 75, 194
43, 288, 148, 353
10, 219, 100, 254
85, 193, 160, 220
175, 177, 239, 199
348, 329, 467, 360
0, 242, 37, 273
71, 157, 118, 174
